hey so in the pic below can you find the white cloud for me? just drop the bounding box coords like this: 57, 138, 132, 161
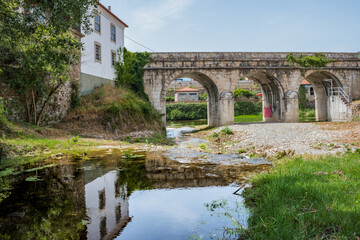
133, 0, 194, 31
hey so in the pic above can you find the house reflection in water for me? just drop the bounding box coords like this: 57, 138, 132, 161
84, 167, 131, 240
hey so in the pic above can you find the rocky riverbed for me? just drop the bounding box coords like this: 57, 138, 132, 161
190, 122, 360, 158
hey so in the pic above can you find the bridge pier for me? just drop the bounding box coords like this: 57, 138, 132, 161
284, 90, 300, 122
217, 94, 234, 126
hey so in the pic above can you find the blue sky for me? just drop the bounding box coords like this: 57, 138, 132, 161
100, 0, 360, 52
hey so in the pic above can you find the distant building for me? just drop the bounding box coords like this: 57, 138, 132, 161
301, 79, 315, 99
174, 87, 200, 102
175, 87, 199, 102
80, 3, 128, 95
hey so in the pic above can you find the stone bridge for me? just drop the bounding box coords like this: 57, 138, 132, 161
143, 52, 360, 128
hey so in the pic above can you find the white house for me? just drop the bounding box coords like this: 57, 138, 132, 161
85, 170, 130, 239
80, 3, 128, 95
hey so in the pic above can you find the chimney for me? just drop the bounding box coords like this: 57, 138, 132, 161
108, 6, 111, 11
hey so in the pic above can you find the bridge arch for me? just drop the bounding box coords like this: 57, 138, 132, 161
163, 70, 232, 127
239, 70, 285, 122
297, 70, 345, 121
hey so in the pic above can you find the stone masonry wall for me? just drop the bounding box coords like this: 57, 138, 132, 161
0, 32, 81, 125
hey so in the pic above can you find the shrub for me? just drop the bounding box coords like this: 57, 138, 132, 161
166, 103, 207, 121
0, 97, 7, 125
234, 89, 255, 99
234, 102, 262, 115
166, 96, 175, 102
220, 126, 234, 135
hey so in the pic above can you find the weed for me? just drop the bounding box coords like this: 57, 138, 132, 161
211, 132, 219, 138
122, 150, 133, 159
70, 136, 79, 144
238, 149, 247, 154
220, 126, 234, 135
199, 143, 207, 151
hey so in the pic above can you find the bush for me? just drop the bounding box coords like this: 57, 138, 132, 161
166, 96, 175, 102
166, 103, 207, 121
234, 89, 255, 99
234, 102, 262, 115
66, 84, 161, 132
0, 97, 7, 125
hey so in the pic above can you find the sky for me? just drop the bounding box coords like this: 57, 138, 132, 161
99, 0, 360, 53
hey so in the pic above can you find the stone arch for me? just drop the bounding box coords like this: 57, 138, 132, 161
297, 70, 345, 121
161, 70, 232, 127
239, 70, 285, 122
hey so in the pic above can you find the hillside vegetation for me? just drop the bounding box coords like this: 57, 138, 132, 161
61, 84, 161, 137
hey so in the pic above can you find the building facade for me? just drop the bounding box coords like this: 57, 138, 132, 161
80, 3, 128, 95
174, 87, 200, 102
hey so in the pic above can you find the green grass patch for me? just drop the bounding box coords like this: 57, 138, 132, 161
234, 114, 263, 123
299, 108, 316, 122
242, 153, 360, 239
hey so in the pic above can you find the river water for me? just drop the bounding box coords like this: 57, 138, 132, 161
0, 121, 270, 240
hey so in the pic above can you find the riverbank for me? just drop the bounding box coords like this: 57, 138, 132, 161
191, 122, 360, 157
1, 120, 359, 239
242, 152, 360, 239
0, 121, 171, 175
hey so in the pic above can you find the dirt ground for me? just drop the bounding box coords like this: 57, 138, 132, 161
191, 122, 360, 157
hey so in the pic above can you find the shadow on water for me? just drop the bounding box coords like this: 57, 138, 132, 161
0, 122, 271, 239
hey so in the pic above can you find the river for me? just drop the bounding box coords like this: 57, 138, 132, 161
0, 121, 271, 240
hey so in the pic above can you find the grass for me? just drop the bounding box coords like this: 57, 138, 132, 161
242, 153, 360, 239
234, 114, 262, 123
63, 83, 161, 135
299, 108, 316, 122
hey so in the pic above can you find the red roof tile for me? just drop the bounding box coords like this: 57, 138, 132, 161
301, 79, 311, 85
175, 87, 199, 92
98, 2, 129, 28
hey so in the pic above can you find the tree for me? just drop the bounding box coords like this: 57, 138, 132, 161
298, 85, 308, 110
0, 0, 97, 125
114, 48, 151, 100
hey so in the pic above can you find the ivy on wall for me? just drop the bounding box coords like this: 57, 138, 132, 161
286, 53, 333, 76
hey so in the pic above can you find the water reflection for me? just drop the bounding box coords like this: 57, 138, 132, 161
0, 151, 268, 239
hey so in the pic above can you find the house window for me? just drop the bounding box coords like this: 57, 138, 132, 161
110, 24, 116, 42
95, 42, 101, 62
115, 204, 121, 223
98, 189, 106, 210
94, 14, 101, 33
189, 93, 197, 96
309, 87, 314, 96
111, 51, 116, 67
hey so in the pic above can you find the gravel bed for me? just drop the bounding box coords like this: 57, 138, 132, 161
218, 122, 354, 156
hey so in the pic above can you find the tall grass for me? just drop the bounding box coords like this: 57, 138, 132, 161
67, 84, 160, 131
243, 153, 360, 239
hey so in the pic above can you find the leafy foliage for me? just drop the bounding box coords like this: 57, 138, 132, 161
298, 85, 308, 110
0, 97, 7, 125
286, 53, 332, 76
166, 103, 207, 121
115, 48, 151, 100
234, 88, 255, 99
0, 0, 97, 125
234, 102, 262, 115
67, 84, 160, 132
220, 126, 234, 135
199, 92, 207, 101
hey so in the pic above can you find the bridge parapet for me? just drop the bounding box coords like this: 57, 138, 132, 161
149, 52, 360, 61
145, 52, 360, 70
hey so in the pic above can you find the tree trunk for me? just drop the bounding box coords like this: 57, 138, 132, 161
36, 84, 61, 126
